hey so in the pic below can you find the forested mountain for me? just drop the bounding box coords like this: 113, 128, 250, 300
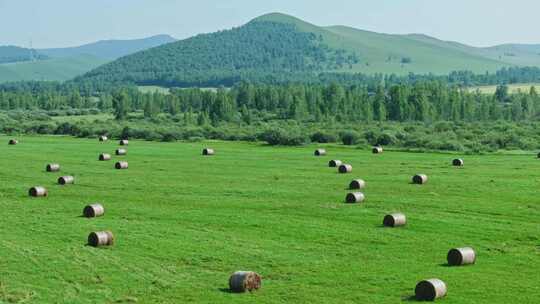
75, 13, 540, 88
0, 35, 176, 83
38, 35, 176, 59
0, 46, 48, 64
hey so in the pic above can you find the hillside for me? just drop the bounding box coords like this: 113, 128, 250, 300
0, 35, 175, 83
38, 34, 176, 59
75, 13, 540, 88
0, 46, 48, 64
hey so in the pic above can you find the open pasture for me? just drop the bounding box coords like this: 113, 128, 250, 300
0, 136, 539, 303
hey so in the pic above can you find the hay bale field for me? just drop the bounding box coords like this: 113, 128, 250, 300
0, 135, 538, 303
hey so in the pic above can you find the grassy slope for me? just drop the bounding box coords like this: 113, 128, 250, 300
0, 136, 538, 303
255, 13, 516, 75
0, 55, 108, 82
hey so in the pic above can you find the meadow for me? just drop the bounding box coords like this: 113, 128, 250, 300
0, 136, 538, 303
469, 83, 540, 94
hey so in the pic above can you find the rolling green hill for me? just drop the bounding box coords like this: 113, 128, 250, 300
0, 35, 175, 83
76, 13, 540, 88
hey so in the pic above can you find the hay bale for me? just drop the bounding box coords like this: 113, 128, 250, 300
46, 163, 61, 172
412, 174, 428, 184
328, 160, 342, 167
99, 153, 111, 161
83, 204, 105, 218
119, 139, 129, 146
58, 176, 74, 185
338, 164, 353, 174
447, 247, 476, 266
29, 186, 48, 197
8, 139, 18, 145
88, 231, 114, 247
452, 158, 464, 166
116, 149, 127, 156
229, 271, 262, 293
98, 135, 108, 142
115, 161, 128, 169
314, 149, 326, 156
202, 148, 215, 156
383, 213, 407, 227
345, 192, 365, 204
349, 179, 366, 190
415, 279, 447, 301
372, 146, 383, 154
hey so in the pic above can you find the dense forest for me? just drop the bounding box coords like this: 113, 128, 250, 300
76, 21, 359, 88
2, 79, 540, 153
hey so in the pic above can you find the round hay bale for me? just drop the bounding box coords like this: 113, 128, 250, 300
328, 160, 342, 167
452, 158, 464, 166
116, 149, 127, 156
229, 271, 262, 293
88, 231, 114, 247
98, 135, 108, 142
28, 186, 47, 197
115, 161, 128, 169
314, 149, 326, 156
58, 176, 74, 185
338, 164, 353, 174
345, 192, 365, 204
46, 163, 61, 172
83, 204, 105, 218
349, 179, 366, 190
412, 174, 428, 184
99, 153, 111, 161
383, 213, 407, 227
372, 146, 383, 154
8, 139, 18, 145
447, 247, 476, 266
415, 279, 447, 301
202, 148, 215, 156
119, 139, 129, 146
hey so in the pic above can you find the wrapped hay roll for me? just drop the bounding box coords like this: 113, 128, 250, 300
99, 135, 108, 142
83, 204, 105, 218
452, 158, 464, 166
415, 279, 447, 301
338, 164, 353, 174
202, 148, 215, 156
447, 247, 476, 266
29, 186, 48, 197
8, 139, 18, 145
372, 146, 383, 154
58, 176, 74, 185
229, 271, 262, 293
345, 192, 365, 204
116, 149, 127, 156
46, 163, 61, 172
314, 149, 326, 156
383, 213, 407, 227
115, 161, 128, 169
119, 139, 129, 146
349, 179, 366, 190
99, 153, 111, 161
328, 160, 342, 168
88, 231, 114, 247
412, 174, 428, 184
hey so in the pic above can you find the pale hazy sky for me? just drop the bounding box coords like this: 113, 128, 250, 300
0, 0, 538, 48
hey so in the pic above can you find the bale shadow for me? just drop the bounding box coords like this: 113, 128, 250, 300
439, 263, 451, 267
401, 295, 417, 302
217, 288, 234, 294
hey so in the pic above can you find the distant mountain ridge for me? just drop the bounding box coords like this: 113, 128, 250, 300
38, 34, 176, 59
0, 35, 176, 83
76, 12, 540, 88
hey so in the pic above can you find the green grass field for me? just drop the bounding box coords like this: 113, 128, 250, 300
1, 136, 539, 303
469, 83, 540, 94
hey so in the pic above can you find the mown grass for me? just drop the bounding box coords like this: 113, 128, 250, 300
0, 136, 538, 303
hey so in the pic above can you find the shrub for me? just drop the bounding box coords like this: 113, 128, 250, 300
340, 130, 361, 145
311, 131, 337, 143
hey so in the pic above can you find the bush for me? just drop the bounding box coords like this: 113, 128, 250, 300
311, 131, 337, 143
340, 130, 361, 145
259, 128, 309, 146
